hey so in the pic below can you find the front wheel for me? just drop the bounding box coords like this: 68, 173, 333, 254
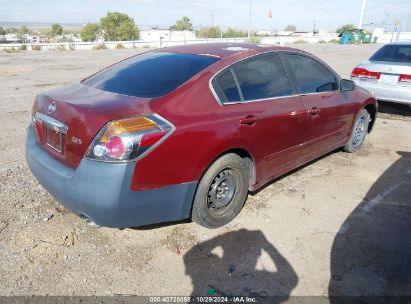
191, 153, 249, 228
344, 109, 370, 153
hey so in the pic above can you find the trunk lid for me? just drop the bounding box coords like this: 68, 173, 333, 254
364, 60, 411, 75
33, 83, 151, 168
354, 61, 411, 85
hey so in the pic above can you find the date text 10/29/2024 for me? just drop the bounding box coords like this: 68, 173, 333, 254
149, 296, 259, 303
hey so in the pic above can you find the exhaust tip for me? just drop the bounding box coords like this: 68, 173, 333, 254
79, 214, 100, 227
85, 218, 100, 227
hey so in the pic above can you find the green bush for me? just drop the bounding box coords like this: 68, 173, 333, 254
93, 44, 107, 50
115, 43, 125, 49
19, 44, 27, 50
248, 36, 261, 44
293, 39, 307, 44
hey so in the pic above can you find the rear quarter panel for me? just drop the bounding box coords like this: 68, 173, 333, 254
130, 66, 256, 191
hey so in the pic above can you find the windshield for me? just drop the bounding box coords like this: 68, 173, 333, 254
370, 45, 411, 63
83, 52, 219, 98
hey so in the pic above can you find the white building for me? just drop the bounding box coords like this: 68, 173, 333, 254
139, 29, 195, 42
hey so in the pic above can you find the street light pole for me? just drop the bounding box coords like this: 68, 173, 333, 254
220, 0, 224, 39
359, 0, 366, 29
248, 0, 252, 39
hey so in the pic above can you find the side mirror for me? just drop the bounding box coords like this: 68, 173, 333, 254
340, 79, 356, 91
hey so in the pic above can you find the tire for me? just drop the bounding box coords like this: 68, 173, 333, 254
344, 109, 370, 153
191, 153, 249, 228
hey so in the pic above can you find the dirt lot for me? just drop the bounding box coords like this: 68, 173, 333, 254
0, 44, 410, 300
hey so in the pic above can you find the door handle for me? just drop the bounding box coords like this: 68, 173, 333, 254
308, 107, 320, 116
240, 115, 259, 125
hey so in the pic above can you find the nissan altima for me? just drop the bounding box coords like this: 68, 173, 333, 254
26, 43, 377, 228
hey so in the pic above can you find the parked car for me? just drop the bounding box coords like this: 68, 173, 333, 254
26, 43, 377, 229
351, 42, 411, 105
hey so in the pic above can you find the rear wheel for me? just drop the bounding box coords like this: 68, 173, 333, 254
344, 109, 370, 153
191, 153, 249, 228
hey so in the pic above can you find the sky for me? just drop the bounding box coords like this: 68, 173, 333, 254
0, 0, 410, 32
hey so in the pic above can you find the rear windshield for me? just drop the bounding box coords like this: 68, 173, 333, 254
83, 52, 219, 98
370, 45, 411, 63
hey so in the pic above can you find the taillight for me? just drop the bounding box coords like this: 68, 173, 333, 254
86, 114, 174, 162
351, 67, 381, 80
399, 74, 411, 83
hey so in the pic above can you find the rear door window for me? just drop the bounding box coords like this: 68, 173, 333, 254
283, 54, 338, 94
212, 69, 241, 103
83, 52, 219, 98
232, 54, 292, 101
370, 45, 411, 63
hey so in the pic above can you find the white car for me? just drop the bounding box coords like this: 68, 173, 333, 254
351, 42, 411, 105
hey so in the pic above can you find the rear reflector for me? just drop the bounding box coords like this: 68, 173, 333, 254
351, 67, 381, 80
399, 74, 411, 83
100, 117, 157, 143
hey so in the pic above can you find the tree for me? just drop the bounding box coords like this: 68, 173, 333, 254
6, 27, 18, 34
336, 24, 356, 33
196, 26, 221, 38
0, 26, 5, 35
284, 24, 296, 31
18, 26, 31, 35
170, 16, 193, 31
15, 26, 32, 42
80, 23, 100, 42
223, 27, 247, 38
50, 23, 63, 36
100, 11, 139, 41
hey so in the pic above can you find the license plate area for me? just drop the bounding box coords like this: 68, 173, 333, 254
45, 126, 64, 154
380, 74, 399, 84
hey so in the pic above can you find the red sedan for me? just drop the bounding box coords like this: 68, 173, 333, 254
26, 43, 377, 228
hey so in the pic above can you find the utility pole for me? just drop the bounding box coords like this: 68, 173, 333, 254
220, 0, 224, 39
359, 0, 366, 29
248, 0, 252, 39
402, 11, 408, 32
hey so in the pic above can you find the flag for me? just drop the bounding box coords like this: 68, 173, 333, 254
267, 9, 272, 19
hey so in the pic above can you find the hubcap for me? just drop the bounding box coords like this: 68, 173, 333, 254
352, 115, 367, 147
207, 169, 236, 212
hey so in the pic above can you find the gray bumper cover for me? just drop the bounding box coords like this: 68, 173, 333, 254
353, 79, 411, 105
25, 126, 197, 228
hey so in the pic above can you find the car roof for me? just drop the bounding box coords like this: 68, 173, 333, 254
155, 43, 299, 59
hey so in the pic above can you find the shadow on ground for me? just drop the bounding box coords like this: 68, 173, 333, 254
329, 151, 411, 302
183, 229, 298, 303
378, 101, 411, 117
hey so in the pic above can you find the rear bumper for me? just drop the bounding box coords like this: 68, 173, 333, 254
353, 79, 411, 105
25, 126, 197, 228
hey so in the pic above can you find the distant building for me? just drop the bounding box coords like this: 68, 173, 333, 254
139, 29, 195, 42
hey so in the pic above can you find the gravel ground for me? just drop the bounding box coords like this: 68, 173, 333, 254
0, 44, 410, 299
